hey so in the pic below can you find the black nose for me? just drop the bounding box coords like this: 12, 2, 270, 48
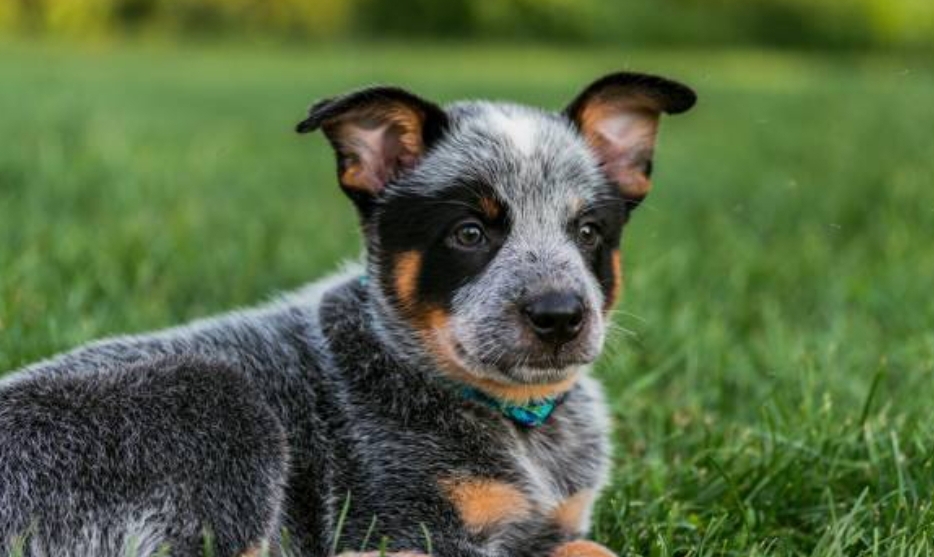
521, 292, 585, 345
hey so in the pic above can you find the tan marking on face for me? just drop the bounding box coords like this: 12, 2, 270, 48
604, 249, 623, 311
551, 489, 596, 534
416, 307, 460, 367
479, 197, 502, 220
448, 368, 580, 404
393, 251, 422, 311
409, 293, 579, 405
551, 540, 617, 557
420, 309, 581, 404
424, 307, 448, 329
441, 478, 532, 533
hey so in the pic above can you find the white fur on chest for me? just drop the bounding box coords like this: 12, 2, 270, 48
515, 375, 612, 530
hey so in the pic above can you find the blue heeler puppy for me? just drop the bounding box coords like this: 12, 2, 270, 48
0, 72, 695, 557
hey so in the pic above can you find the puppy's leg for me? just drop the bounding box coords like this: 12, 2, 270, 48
0, 357, 289, 557
551, 540, 617, 557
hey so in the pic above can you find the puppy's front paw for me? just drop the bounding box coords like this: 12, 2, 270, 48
551, 540, 617, 557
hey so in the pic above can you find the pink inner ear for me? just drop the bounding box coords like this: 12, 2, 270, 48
347, 123, 397, 193
334, 111, 425, 195
582, 103, 660, 200
594, 112, 657, 158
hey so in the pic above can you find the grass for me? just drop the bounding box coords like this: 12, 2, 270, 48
1, 39, 934, 555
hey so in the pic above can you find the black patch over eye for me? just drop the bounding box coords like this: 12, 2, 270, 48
451, 221, 487, 249
376, 179, 508, 312
576, 222, 601, 249
574, 188, 630, 306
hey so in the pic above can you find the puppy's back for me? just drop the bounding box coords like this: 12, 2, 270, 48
0, 356, 290, 556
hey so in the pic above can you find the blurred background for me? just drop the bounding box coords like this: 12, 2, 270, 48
2, 1, 934, 554
1, 0, 934, 50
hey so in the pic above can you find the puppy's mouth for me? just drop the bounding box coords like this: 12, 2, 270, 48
449, 337, 594, 384
431, 336, 585, 403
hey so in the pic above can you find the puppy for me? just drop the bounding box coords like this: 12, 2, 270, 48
0, 72, 695, 557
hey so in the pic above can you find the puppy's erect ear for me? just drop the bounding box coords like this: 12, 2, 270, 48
564, 72, 696, 206
296, 86, 447, 203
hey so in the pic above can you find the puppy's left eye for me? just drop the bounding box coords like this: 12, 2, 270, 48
451, 222, 487, 249
576, 223, 601, 249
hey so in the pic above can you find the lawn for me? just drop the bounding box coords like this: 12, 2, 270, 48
1, 40, 933, 555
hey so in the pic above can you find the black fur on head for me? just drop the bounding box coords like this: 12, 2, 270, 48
296, 73, 696, 392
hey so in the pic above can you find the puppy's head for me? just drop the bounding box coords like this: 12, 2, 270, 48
298, 73, 695, 401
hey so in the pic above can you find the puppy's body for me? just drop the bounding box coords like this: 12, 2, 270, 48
0, 75, 695, 556
1, 269, 606, 556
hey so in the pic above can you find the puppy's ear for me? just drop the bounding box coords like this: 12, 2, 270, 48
296, 86, 447, 204
564, 72, 696, 206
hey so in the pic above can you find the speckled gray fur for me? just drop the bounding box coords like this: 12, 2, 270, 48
0, 76, 695, 556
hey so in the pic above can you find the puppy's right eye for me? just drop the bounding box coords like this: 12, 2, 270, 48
451, 222, 487, 249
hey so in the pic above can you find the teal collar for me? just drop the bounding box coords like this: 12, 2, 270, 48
459, 385, 567, 428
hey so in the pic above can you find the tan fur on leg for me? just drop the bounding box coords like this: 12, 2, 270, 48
551, 539, 617, 557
